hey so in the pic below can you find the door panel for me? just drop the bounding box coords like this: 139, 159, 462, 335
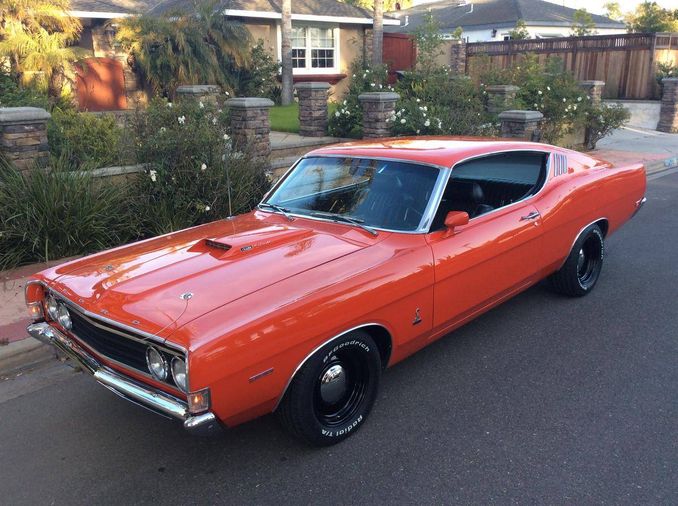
427, 201, 544, 330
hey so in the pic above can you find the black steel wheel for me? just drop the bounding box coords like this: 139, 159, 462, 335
277, 331, 381, 446
550, 224, 605, 297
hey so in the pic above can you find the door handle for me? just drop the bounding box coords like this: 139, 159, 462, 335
520, 211, 541, 221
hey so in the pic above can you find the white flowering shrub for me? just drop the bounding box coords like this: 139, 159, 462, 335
232, 40, 281, 103
132, 98, 270, 235
583, 103, 629, 149
388, 99, 443, 136
328, 59, 390, 138
393, 68, 497, 137
480, 55, 629, 145
656, 61, 678, 87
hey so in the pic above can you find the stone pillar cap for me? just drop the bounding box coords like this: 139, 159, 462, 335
661, 77, 678, 83
225, 97, 275, 108
295, 82, 331, 90
498, 110, 544, 121
485, 84, 520, 91
176, 84, 222, 93
358, 92, 400, 102
579, 80, 605, 86
0, 107, 51, 124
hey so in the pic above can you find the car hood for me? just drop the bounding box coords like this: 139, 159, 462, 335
44, 212, 380, 340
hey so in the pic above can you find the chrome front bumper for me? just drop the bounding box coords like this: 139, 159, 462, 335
27, 322, 222, 436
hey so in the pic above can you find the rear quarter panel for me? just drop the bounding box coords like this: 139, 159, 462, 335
536, 150, 646, 274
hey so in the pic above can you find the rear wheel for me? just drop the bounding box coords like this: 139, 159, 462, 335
550, 224, 604, 297
277, 331, 381, 446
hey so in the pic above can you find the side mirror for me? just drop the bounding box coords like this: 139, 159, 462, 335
444, 211, 469, 231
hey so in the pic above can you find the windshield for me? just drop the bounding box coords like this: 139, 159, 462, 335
264, 157, 441, 232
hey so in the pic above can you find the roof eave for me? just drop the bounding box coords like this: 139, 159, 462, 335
224, 9, 400, 25
69, 10, 133, 19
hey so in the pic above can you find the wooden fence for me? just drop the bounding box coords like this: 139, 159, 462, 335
465, 33, 678, 100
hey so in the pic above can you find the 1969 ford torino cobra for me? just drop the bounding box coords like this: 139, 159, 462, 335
26, 138, 646, 445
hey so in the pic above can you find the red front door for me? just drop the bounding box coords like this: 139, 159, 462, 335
427, 202, 544, 332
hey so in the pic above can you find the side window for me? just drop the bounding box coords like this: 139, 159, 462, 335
431, 151, 548, 230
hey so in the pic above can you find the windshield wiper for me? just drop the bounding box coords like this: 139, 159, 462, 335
310, 211, 378, 236
258, 202, 294, 221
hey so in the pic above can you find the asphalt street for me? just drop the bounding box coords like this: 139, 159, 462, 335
1, 170, 677, 505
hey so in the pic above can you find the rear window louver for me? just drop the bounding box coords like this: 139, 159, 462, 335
205, 239, 231, 251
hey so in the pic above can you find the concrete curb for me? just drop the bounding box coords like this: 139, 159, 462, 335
645, 155, 678, 175
0, 337, 54, 377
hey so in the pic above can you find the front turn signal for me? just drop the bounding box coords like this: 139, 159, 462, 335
25, 282, 45, 320
187, 388, 210, 414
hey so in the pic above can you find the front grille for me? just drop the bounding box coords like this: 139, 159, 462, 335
64, 305, 182, 383
69, 310, 149, 372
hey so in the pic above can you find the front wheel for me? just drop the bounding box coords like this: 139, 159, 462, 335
277, 331, 381, 446
549, 224, 605, 297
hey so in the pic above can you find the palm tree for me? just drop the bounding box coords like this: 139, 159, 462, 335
281, 0, 294, 105
116, 0, 250, 98
372, 0, 384, 66
0, 0, 82, 100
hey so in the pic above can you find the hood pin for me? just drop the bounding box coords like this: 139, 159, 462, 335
180, 292, 193, 300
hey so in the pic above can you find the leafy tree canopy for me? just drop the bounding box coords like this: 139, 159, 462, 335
508, 19, 530, 40
626, 1, 678, 33
0, 0, 84, 99
603, 2, 623, 21
571, 8, 597, 36
342, 0, 412, 12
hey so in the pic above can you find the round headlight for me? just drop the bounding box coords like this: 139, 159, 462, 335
46, 295, 59, 321
56, 303, 72, 330
171, 357, 188, 392
146, 347, 168, 381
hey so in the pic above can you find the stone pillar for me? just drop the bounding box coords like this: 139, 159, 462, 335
449, 40, 467, 74
498, 110, 544, 141
579, 80, 605, 106
485, 85, 520, 114
657, 78, 678, 133
0, 107, 51, 171
225, 97, 274, 157
176, 85, 223, 107
358, 92, 400, 139
295, 82, 330, 137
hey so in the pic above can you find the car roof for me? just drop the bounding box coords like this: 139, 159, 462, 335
306, 137, 558, 168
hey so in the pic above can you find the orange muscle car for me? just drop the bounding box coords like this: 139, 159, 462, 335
26, 138, 646, 445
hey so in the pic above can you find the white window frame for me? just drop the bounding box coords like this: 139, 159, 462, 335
276, 22, 341, 75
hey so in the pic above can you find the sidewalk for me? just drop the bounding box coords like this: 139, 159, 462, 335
1, 127, 677, 375
593, 126, 678, 174
0, 259, 72, 376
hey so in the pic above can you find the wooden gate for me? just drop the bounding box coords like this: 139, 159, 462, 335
75, 57, 127, 111
383, 33, 416, 83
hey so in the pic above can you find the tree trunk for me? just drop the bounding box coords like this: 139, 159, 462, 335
48, 68, 64, 103
372, 0, 384, 67
281, 0, 293, 105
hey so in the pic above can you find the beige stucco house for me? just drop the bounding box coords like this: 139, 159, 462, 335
71, 0, 399, 105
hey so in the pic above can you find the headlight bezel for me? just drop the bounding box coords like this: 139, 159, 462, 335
171, 357, 188, 393
46, 294, 60, 321
56, 302, 72, 330
146, 346, 169, 381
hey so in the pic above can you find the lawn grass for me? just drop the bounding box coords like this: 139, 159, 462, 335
269, 102, 338, 134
